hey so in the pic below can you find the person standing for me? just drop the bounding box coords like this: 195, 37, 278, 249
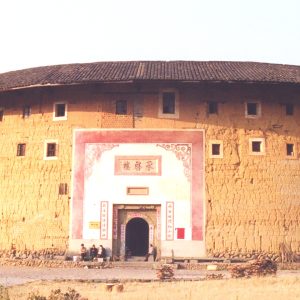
144, 244, 155, 261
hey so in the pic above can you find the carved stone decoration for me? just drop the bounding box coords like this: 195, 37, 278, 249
85, 143, 119, 178
157, 143, 192, 181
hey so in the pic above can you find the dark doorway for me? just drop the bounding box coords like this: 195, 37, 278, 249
125, 218, 149, 256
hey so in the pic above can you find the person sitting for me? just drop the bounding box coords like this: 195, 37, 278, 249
144, 244, 156, 261
80, 243, 87, 261
89, 244, 98, 261
98, 245, 106, 259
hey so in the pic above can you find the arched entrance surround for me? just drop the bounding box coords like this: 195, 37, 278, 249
112, 205, 160, 258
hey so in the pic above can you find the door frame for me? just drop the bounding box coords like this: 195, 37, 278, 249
112, 204, 161, 259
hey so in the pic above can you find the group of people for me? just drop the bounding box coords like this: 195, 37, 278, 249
80, 243, 157, 262
80, 244, 106, 261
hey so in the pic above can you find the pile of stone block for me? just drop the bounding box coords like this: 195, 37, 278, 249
228, 259, 277, 278
156, 264, 174, 280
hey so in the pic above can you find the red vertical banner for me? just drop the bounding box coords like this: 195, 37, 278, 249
166, 202, 174, 240
100, 201, 108, 239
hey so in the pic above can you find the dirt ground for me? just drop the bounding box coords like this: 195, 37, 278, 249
4, 275, 300, 300
0, 265, 300, 299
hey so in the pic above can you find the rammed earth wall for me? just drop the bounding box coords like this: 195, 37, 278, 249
0, 82, 299, 256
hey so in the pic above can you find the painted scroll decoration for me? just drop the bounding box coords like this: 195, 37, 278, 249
156, 143, 192, 182
166, 202, 174, 240
85, 143, 119, 178
100, 201, 108, 239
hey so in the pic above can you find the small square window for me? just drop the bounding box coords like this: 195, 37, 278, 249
249, 138, 265, 155
44, 140, 58, 160
22, 106, 31, 118
212, 144, 220, 155
0, 110, 3, 122
285, 104, 294, 116
17, 143, 26, 156
252, 141, 261, 152
286, 143, 294, 156
162, 92, 175, 114
246, 102, 261, 118
47, 143, 57, 157
247, 103, 257, 115
53, 102, 67, 120
59, 183, 68, 195
116, 100, 127, 115
208, 101, 218, 114
209, 140, 223, 158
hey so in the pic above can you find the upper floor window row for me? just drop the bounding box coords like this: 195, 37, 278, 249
0, 97, 296, 122
208, 101, 294, 118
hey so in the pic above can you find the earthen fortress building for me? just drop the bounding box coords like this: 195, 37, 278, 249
0, 61, 299, 259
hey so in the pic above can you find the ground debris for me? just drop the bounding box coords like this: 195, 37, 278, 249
205, 273, 224, 280
228, 259, 277, 278
156, 264, 175, 280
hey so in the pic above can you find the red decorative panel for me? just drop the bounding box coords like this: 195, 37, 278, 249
176, 228, 185, 239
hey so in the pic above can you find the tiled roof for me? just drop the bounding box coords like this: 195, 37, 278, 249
0, 61, 299, 91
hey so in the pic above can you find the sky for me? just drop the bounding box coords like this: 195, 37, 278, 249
0, 0, 300, 73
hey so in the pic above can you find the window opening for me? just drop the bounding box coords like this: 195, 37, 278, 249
17, 143, 26, 156
47, 143, 57, 157
247, 102, 258, 116
23, 106, 31, 118
286, 143, 294, 156
116, 100, 127, 115
55, 103, 66, 118
59, 183, 68, 195
212, 144, 220, 155
208, 101, 218, 114
252, 141, 262, 152
162, 92, 175, 114
286, 104, 294, 116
